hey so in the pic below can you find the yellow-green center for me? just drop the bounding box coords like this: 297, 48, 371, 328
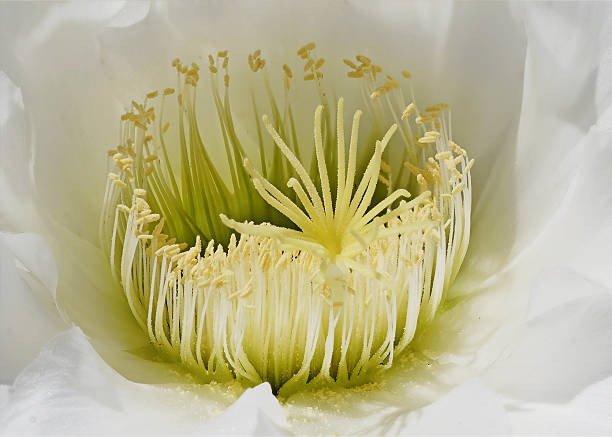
99, 43, 473, 395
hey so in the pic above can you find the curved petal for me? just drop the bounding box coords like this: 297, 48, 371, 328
481, 269, 612, 435
485, 269, 612, 404
503, 376, 612, 436
0, 71, 39, 232
198, 383, 288, 435
0, 2, 181, 384
0, 328, 247, 435
0, 232, 67, 384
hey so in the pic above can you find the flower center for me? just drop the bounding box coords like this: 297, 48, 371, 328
99, 43, 473, 395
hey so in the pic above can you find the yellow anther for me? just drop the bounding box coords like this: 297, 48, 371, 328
143, 213, 160, 223
107, 173, 119, 180
303, 59, 314, 71
386, 77, 399, 89
418, 136, 437, 144
146, 91, 159, 99
465, 158, 475, 172
378, 174, 390, 187
145, 155, 158, 163
347, 70, 364, 79
113, 179, 127, 189
171, 58, 179, 67
218, 50, 228, 58
282, 64, 293, 78
253, 49, 261, 58
248, 54, 255, 71
145, 166, 154, 177
162, 122, 170, 133
117, 204, 131, 213
315, 58, 325, 70
452, 182, 466, 195
401, 70, 412, 79
343, 59, 357, 69
224, 74, 230, 88
380, 161, 392, 174
435, 151, 452, 160
135, 197, 149, 210
138, 234, 154, 240
425, 131, 441, 138
134, 188, 147, 197
163, 88, 175, 96
449, 140, 467, 156
401, 103, 416, 120
165, 247, 181, 258
297, 42, 316, 55
304, 73, 315, 81
356, 54, 371, 65
427, 157, 441, 172
416, 173, 428, 191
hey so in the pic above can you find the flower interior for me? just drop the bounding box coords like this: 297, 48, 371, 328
99, 43, 473, 396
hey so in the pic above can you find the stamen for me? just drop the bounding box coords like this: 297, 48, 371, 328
99, 46, 474, 395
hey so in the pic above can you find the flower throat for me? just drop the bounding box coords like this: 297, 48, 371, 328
99, 43, 473, 395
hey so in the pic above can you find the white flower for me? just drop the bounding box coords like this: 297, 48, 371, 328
1, 1, 612, 435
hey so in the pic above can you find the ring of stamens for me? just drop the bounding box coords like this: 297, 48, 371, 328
99, 43, 473, 395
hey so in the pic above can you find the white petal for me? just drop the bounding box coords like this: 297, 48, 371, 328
0, 385, 8, 408
0, 71, 39, 232
504, 376, 612, 436
0, 232, 67, 383
108, 1, 151, 29
0, 328, 245, 435
198, 383, 288, 436
485, 269, 612, 405
0, 2, 133, 242
395, 379, 509, 435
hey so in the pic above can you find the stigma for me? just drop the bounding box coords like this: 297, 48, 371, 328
99, 43, 473, 395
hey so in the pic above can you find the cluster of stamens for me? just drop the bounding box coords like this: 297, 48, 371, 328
99, 43, 473, 394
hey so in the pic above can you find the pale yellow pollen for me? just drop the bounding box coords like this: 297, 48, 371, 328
401, 103, 416, 120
